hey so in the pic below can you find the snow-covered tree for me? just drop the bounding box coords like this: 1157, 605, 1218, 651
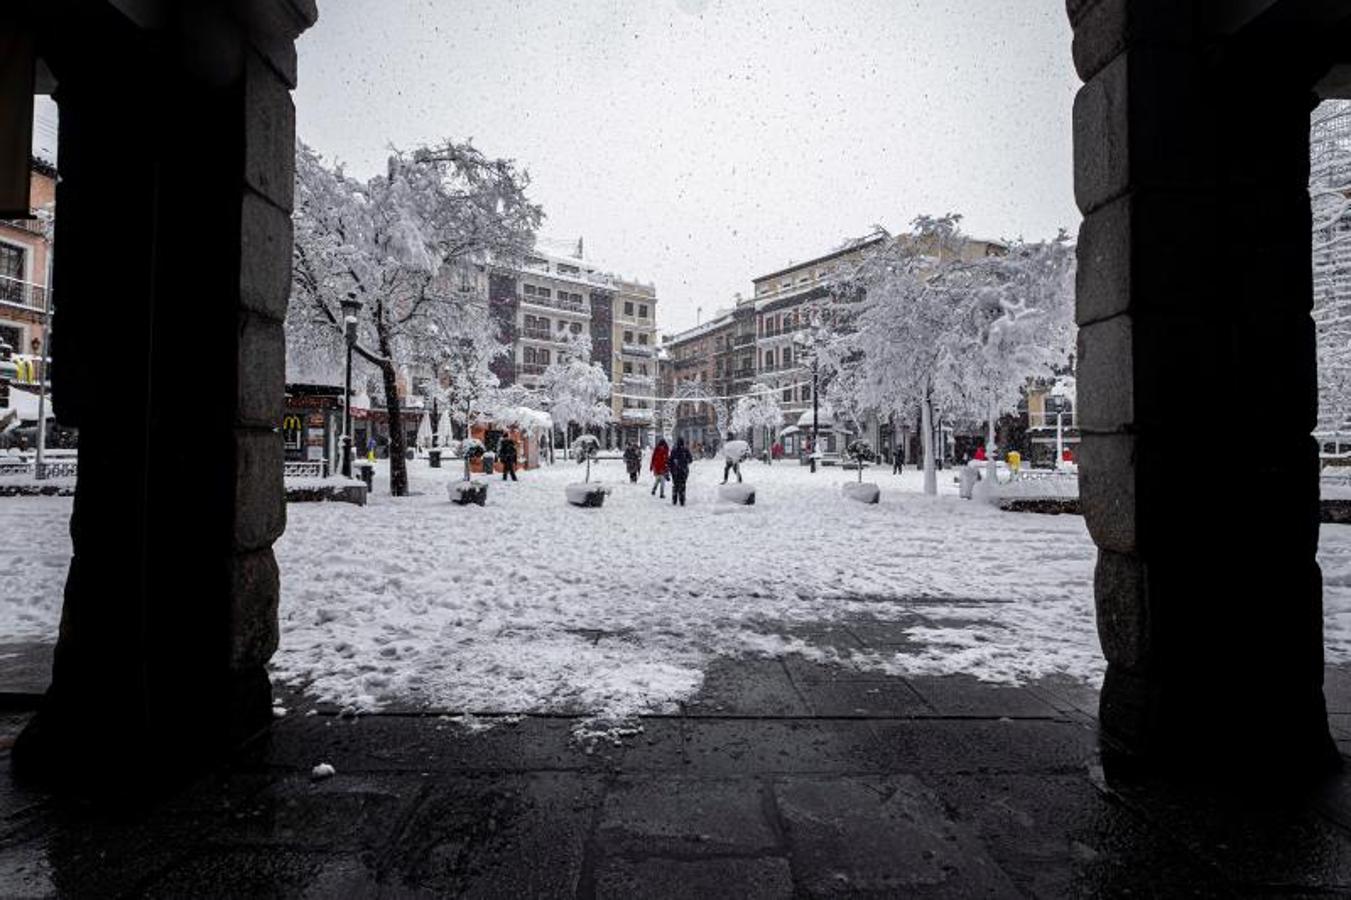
290, 139, 542, 496
1312, 100, 1351, 444
943, 233, 1076, 481
540, 335, 612, 450
823, 215, 972, 494
730, 383, 784, 457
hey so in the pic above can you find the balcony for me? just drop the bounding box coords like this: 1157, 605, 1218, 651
733, 333, 756, 346
621, 343, 655, 358
520, 293, 587, 315
517, 362, 549, 377
0, 277, 47, 314
621, 407, 654, 423
520, 327, 564, 343
733, 367, 755, 379
622, 373, 655, 387
673, 357, 702, 370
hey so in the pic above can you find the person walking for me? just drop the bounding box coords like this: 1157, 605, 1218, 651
669, 436, 693, 506
720, 433, 749, 484
892, 446, 902, 475
650, 437, 670, 498
623, 441, 641, 483
498, 434, 519, 481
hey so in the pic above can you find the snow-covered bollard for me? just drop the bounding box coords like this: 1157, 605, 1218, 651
449, 479, 489, 507
842, 481, 880, 504
565, 482, 609, 507
718, 483, 756, 505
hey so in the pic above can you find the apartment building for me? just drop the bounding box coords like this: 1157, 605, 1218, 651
660, 308, 737, 451
483, 242, 659, 447
611, 277, 659, 446
0, 158, 55, 383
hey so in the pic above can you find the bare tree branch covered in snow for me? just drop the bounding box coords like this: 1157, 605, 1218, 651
731, 383, 785, 447
1313, 100, 1351, 442
289, 139, 542, 495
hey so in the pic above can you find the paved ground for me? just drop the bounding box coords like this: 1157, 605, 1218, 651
5, 627, 1351, 896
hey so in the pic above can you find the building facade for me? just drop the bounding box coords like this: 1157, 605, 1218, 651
660, 309, 737, 452
611, 277, 658, 446
0, 158, 55, 385
481, 243, 659, 448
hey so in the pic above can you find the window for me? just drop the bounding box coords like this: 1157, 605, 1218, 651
526, 256, 547, 268
0, 323, 22, 354
801, 384, 811, 401
782, 347, 793, 367
0, 243, 24, 281
798, 275, 809, 284
638, 333, 648, 345
557, 320, 567, 331
523, 283, 536, 296
640, 363, 648, 375
624, 330, 634, 343
638, 304, 648, 318
558, 263, 579, 275
623, 361, 633, 374
538, 287, 552, 299
570, 322, 582, 334
624, 301, 634, 315
783, 388, 792, 402
780, 280, 791, 290
764, 350, 774, 368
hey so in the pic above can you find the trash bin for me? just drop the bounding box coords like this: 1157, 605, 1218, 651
353, 461, 374, 492
429, 448, 442, 468
958, 464, 978, 500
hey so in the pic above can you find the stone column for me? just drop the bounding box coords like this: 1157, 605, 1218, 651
16, 1, 314, 790
1069, 0, 1335, 770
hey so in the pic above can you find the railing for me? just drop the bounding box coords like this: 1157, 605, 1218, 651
1, 217, 44, 235
733, 333, 756, 346
283, 460, 327, 479
673, 357, 701, 370
517, 362, 549, 377
622, 374, 654, 386
621, 343, 655, 357
621, 408, 654, 422
520, 328, 561, 342
0, 276, 47, 313
520, 293, 587, 315
0, 459, 78, 479
733, 368, 755, 379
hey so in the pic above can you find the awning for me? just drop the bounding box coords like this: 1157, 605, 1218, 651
779, 425, 800, 437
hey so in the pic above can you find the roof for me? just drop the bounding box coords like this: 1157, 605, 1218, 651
752, 232, 888, 287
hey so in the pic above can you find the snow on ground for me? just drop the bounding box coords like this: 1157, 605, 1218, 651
9, 461, 1351, 727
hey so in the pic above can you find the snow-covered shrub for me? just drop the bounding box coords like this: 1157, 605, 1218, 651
459, 438, 486, 481
846, 439, 874, 482
572, 434, 600, 483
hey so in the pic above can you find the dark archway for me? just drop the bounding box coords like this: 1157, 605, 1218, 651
1069, 0, 1351, 770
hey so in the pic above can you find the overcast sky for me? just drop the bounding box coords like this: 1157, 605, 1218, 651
295, 0, 1080, 333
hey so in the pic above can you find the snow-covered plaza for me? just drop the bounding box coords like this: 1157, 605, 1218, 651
9, 460, 1351, 729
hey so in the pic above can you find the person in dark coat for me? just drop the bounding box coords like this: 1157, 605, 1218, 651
668, 437, 693, 507
623, 442, 641, 483
892, 446, 902, 475
498, 435, 519, 481
650, 437, 670, 497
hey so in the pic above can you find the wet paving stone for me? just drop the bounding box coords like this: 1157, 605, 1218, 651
797, 679, 934, 717
773, 774, 1019, 896
595, 856, 794, 900
683, 719, 887, 775
906, 675, 1062, 719
377, 771, 603, 897
926, 772, 1224, 896
682, 657, 811, 717
869, 719, 1101, 774
597, 776, 779, 856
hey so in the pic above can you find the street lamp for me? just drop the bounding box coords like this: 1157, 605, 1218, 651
793, 316, 821, 474
340, 291, 363, 478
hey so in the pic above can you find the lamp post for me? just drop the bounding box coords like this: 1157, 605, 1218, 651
340, 292, 363, 478
793, 316, 821, 474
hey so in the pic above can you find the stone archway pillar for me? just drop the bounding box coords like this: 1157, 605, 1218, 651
1069, 0, 1335, 769
14, 1, 316, 789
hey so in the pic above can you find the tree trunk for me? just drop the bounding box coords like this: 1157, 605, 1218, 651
921, 389, 937, 495
986, 393, 998, 486
376, 319, 408, 497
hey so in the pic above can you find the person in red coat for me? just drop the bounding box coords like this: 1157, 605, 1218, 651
973, 444, 987, 461
650, 438, 670, 498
